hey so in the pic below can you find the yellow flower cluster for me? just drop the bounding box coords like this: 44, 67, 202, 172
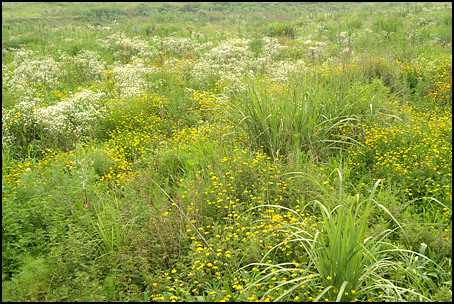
399, 56, 452, 105
348, 99, 451, 203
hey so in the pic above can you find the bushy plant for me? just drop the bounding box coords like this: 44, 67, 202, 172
2, 255, 51, 301
228, 74, 359, 161
265, 21, 298, 39
1, 2, 451, 302
239, 174, 448, 302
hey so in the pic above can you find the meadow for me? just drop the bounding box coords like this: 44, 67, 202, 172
2, 2, 452, 302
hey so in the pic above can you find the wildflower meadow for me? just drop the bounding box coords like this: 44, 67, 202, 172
2, 2, 452, 302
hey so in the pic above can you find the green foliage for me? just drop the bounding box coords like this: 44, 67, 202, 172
91, 196, 137, 254
43, 225, 109, 301
344, 17, 363, 32
1, 1, 451, 302
156, 148, 196, 186
228, 74, 361, 161
265, 21, 298, 39
68, 4, 127, 24
248, 37, 263, 58
1, 35, 46, 49
372, 15, 403, 34
2, 182, 68, 279
2, 255, 51, 301
239, 175, 447, 302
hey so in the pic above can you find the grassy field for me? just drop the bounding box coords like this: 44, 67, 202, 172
2, 2, 452, 302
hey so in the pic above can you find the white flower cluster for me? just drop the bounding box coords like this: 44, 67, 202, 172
261, 37, 290, 60
203, 38, 253, 64
306, 41, 329, 62
2, 98, 40, 147
190, 38, 255, 92
72, 49, 107, 80
428, 33, 441, 46
2, 49, 66, 96
164, 57, 195, 74
216, 70, 248, 93
110, 57, 159, 98
87, 24, 112, 31
2, 112, 15, 147
337, 31, 353, 46
2, 88, 107, 148
160, 36, 310, 93
34, 101, 86, 135
151, 36, 207, 55
8, 35, 23, 41
63, 87, 108, 109
97, 32, 156, 59
2, 2, 28, 8
266, 59, 306, 84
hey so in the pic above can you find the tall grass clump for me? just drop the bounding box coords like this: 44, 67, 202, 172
91, 196, 137, 254
239, 170, 448, 301
227, 74, 358, 161
265, 21, 298, 38
1, 1, 451, 302
372, 14, 403, 35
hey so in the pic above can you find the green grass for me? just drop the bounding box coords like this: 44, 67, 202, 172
2, 2, 452, 302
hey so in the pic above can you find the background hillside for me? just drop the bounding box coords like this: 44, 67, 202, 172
2, 2, 452, 302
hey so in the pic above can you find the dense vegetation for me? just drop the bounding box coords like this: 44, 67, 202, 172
2, 2, 452, 302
